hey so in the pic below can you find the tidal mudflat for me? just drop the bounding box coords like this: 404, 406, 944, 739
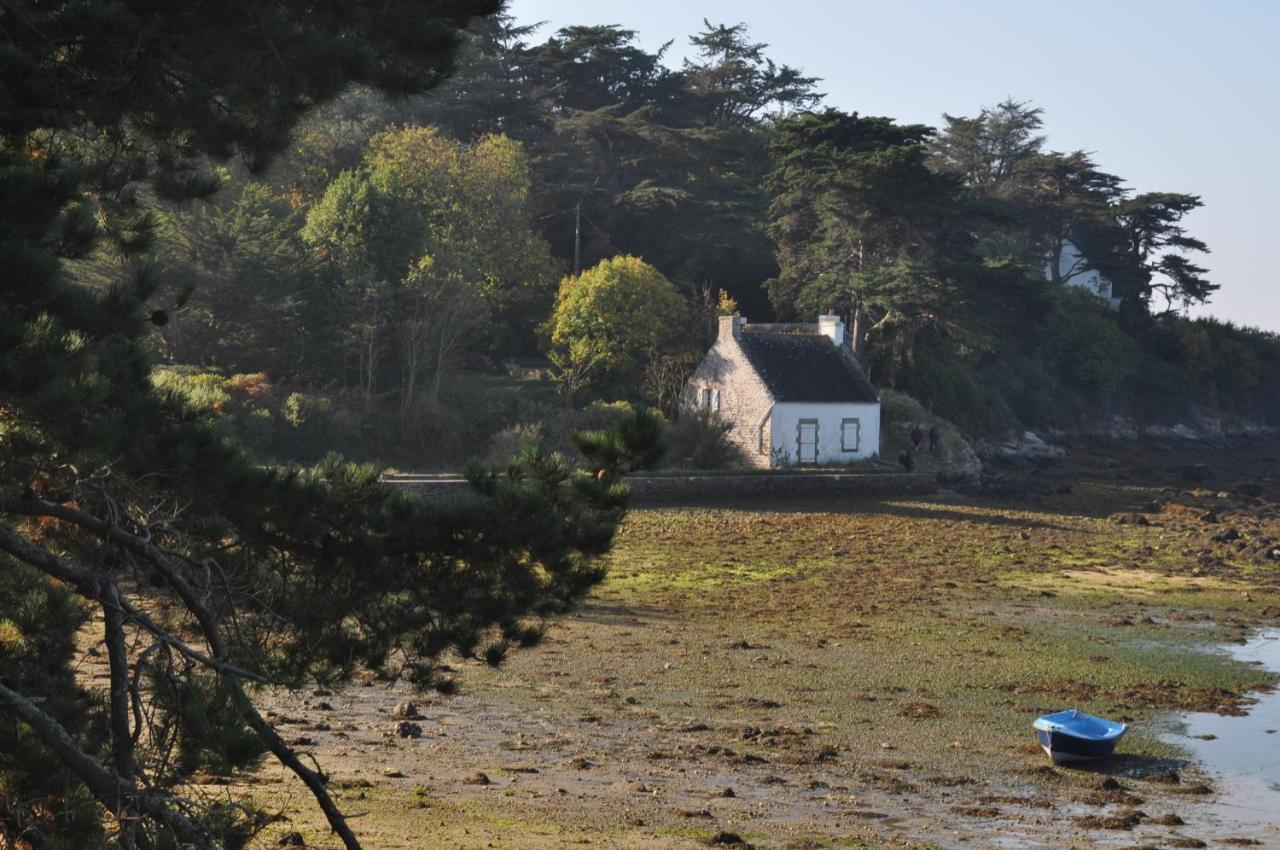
242, 445, 1280, 849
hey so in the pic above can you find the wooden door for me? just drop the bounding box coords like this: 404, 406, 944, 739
797, 419, 818, 464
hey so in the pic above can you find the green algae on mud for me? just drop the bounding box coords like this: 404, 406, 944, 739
244, 471, 1280, 849
590, 498, 1278, 779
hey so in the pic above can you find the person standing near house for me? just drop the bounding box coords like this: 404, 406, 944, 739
929, 424, 941, 457
910, 425, 924, 454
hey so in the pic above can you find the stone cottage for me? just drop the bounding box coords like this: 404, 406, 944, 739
684, 314, 881, 468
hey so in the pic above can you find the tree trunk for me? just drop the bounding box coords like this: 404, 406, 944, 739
850, 304, 867, 358
102, 591, 136, 782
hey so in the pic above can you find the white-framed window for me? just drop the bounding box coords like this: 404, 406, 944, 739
840, 417, 861, 452
710, 388, 720, 412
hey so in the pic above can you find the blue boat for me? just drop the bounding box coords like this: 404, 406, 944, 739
1033, 710, 1127, 763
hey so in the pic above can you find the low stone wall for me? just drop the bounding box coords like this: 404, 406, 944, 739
385, 471, 937, 505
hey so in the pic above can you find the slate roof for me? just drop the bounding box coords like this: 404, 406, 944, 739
737, 327, 879, 403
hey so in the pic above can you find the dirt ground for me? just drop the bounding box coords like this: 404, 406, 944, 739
236, 439, 1280, 849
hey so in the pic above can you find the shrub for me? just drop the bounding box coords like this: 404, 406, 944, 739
226, 372, 275, 403
667, 410, 743, 470
152, 368, 231, 413
240, 408, 277, 455
482, 422, 544, 467
280, 391, 337, 459
1045, 291, 1133, 402
896, 357, 1014, 437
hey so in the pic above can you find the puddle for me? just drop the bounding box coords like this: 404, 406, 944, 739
1161, 628, 1280, 836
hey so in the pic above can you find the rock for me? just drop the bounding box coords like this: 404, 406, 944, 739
1199, 511, 1220, 524
1237, 481, 1264, 498
1096, 777, 1122, 790
1212, 528, 1241, 543
1183, 465, 1214, 484
1142, 500, 1162, 513
393, 701, 421, 719
983, 431, 1066, 464
1145, 769, 1180, 784
395, 721, 422, 739
569, 757, 593, 770
719, 787, 736, 798
382, 768, 405, 778
706, 831, 750, 847
813, 746, 840, 763
278, 832, 305, 847
463, 771, 490, 785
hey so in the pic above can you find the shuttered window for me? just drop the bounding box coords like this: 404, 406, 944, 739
841, 418, 861, 452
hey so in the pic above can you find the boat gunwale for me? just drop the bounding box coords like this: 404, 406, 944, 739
1033, 710, 1128, 741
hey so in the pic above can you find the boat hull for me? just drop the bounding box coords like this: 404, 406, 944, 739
1036, 728, 1121, 763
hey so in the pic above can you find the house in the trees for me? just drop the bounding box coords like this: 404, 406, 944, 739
1047, 238, 1122, 310
685, 314, 881, 468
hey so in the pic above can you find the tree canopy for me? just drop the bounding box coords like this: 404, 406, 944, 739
546, 256, 694, 402
0, 4, 664, 849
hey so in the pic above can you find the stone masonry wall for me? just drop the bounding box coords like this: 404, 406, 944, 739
683, 316, 776, 468
388, 471, 937, 505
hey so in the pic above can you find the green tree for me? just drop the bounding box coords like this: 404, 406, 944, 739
931, 99, 1046, 195
766, 109, 991, 370
158, 182, 327, 377
1112, 192, 1215, 314
303, 127, 558, 425
683, 20, 823, 125
0, 3, 663, 849
1011, 151, 1126, 288
420, 14, 551, 139
546, 256, 694, 402
529, 24, 680, 115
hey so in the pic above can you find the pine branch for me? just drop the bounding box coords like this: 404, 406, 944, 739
0, 680, 212, 850
0, 520, 264, 684
0, 496, 364, 850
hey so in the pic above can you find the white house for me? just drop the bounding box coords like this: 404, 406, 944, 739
684, 314, 881, 468
1047, 238, 1121, 311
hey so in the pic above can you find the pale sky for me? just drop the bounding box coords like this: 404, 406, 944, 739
509, 0, 1280, 332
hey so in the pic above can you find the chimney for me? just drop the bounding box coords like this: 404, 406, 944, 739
818, 314, 844, 347
718, 314, 743, 340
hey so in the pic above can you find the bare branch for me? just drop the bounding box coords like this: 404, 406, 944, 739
0, 520, 266, 684
103, 585, 137, 781
0, 498, 365, 850
0, 680, 213, 850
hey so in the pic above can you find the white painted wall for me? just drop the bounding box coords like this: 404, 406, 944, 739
1046, 239, 1122, 310
769, 402, 881, 466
